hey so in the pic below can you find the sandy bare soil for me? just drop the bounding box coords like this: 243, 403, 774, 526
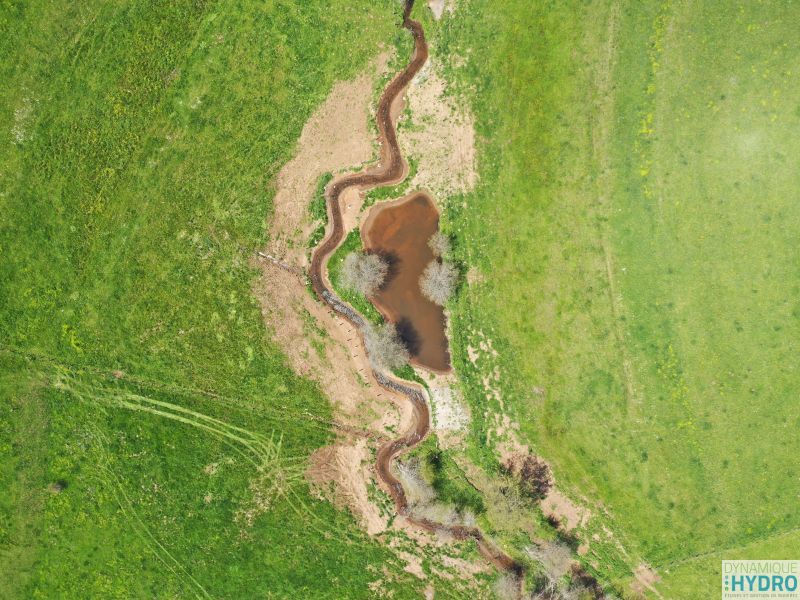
426, 0, 455, 21
255, 55, 416, 532
400, 61, 477, 198
306, 439, 388, 535
266, 54, 389, 270
417, 370, 470, 451
631, 564, 663, 599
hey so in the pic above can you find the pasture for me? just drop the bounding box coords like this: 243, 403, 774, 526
434, 0, 800, 595
0, 0, 488, 596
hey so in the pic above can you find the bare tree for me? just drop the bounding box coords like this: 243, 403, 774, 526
518, 455, 552, 501
492, 574, 521, 600
363, 322, 409, 370
530, 578, 561, 600
562, 586, 594, 600
503, 454, 552, 501
340, 251, 388, 296
527, 541, 574, 581
419, 260, 458, 306
427, 231, 451, 258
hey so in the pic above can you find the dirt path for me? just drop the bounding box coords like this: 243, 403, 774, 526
308, 0, 524, 585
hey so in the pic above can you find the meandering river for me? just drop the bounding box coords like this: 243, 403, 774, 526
308, 0, 523, 585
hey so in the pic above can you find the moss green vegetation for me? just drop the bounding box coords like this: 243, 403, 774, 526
307, 172, 333, 249
433, 0, 800, 596
0, 1, 490, 597
418, 435, 485, 516
362, 157, 419, 211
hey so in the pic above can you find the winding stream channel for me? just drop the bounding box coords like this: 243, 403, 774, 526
308, 0, 524, 585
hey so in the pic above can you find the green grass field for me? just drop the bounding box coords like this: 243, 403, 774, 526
5, 0, 799, 596
0, 1, 496, 597
430, 0, 800, 596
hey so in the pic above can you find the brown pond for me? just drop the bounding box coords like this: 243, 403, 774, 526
361, 191, 451, 372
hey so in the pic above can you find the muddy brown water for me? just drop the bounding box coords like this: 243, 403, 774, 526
362, 192, 450, 372
307, 0, 524, 588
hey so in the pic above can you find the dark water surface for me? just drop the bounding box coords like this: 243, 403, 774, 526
362, 192, 451, 372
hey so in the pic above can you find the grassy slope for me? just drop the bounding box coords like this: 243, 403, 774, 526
437, 0, 800, 595
0, 1, 484, 597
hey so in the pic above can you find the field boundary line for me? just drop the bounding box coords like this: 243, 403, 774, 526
658, 524, 800, 571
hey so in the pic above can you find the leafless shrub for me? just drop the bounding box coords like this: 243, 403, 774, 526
395, 459, 476, 527
530, 578, 561, 599
493, 574, 521, 600
363, 322, 409, 370
559, 585, 594, 600
395, 458, 437, 505
526, 541, 574, 581
528, 563, 606, 600
427, 231, 451, 258
504, 454, 552, 501
341, 251, 388, 296
419, 259, 458, 306
433, 527, 454, 543
568, 565, 605, 599
414, 502, 465, 526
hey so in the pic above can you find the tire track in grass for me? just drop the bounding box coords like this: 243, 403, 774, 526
89, 430, 213, 599
0, 344, 380, 442
58, 374, 309, 487
58, 372, 375, 546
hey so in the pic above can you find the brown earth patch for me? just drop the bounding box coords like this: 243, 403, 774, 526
426, 0, 455, 21
418, 370, 470, 449
631, 563, 662, 599
542, 487, 592, 532
395, 549, 426, 579
494, 429, 593, 534
466, 266, 485, 287
267, 53, 390, 270
399, 62, 477, 199
306, 439, 388, 535
254, 260, 410, 435
427, 0, 445, 20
